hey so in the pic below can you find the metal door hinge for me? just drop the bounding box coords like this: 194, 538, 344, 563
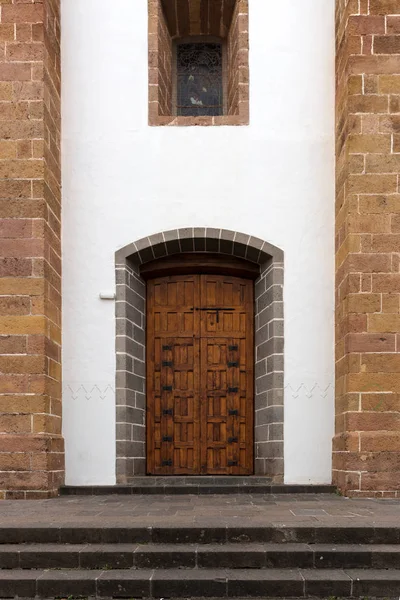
228, 437, 238, 443
162, 436, 173, 442
228, 361, 239, 368
162, 385, 173, 391
228, 460, 238, 467
162, 361, 173, 367
162, 459, 172, 467
163, 345, 173, 351
162, 408, 173, 416
228, 387, 239, 393
229, 409, 239, 416
229, 345, 238, 351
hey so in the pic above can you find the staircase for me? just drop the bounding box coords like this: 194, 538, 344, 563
61, 476, 335, 496
0, 522, 400, 598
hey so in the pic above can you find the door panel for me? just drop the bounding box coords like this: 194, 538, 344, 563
147, 276, 200, 475
200, 274, 253, 475
147, 273, 253, 475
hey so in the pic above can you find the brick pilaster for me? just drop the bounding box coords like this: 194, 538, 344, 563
0, 0, 63, 499
334, 0, 400, 497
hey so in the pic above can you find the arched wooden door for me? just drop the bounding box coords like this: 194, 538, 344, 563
146, 273, 254, 475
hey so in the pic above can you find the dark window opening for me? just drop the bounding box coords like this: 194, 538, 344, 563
176, 43, 223, 117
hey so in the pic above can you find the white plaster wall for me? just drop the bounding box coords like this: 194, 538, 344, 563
61, 0, 335, 485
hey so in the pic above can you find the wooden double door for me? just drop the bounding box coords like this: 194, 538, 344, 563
146, 274, 254, 475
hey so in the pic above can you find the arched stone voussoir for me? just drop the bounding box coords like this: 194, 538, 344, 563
115, 228, 285, 482
115, 228, 284, 267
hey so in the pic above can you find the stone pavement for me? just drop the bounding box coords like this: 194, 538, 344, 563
0, 493, 399, 529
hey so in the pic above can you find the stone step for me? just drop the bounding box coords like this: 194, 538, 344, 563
0, 542, 399, 570
0, 524, 398, 544
0, 567, 399, 598
60, 480, 336, 496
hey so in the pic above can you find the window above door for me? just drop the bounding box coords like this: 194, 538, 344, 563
148, 0, 249, 126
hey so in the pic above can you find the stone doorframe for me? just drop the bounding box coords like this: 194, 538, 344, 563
115, 229, 284, 482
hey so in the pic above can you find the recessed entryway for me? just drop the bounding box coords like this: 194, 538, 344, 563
115, 228, 284, 482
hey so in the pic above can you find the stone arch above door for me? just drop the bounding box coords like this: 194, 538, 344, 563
115, 228, 284, 482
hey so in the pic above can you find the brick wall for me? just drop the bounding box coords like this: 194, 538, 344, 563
0, 0, 63, 499
334, 0, 400, 497
149, 0, 172, 119
227, 0, 248, 118
254, 258, 284, 481
115, 259, 146, 482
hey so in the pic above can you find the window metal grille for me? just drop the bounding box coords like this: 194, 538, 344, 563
176, 43, 223, 117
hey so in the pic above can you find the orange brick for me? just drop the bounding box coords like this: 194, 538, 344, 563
0, 63, 31, 81
0, 316, 46, 335
370, 0, 400, 15
366, 153, 400, 173
359, 195, 400, 213
0, 24, 14, 41
0, 471, 49, 491
332, 432, 360, 452
392, 215, 400, 232
12, 81, 43, 101
0, 278, 44, 296
362, 114, 380, 133
361, 393, 399, 412
0, 414, 31, 434
345, 410, 400, 431
382, 293, 400, 312
372, 234, 400, 251
348, 252, 391, 272
0, 395, 50, 414
33, 414, 60, 435
348, 214, 391, 233
348, 134, 391, 153
347, 15, 386, 34
0, 335, 26, 354
380, 115, 400, 132
361, 353, 400, 372
347, 174, 397, 194
361, 471, 400, 491
368, 313, 400, 332
0, 355, 45, 374
348, 75, 363, 95
374, 35, 400, 54
372, 273, 400, 292
361, 274, 372, 292
387, 16, 400, 33
0, 296, 30, 316
0, 159, 43, 179
349, 94, 389, 113
15, 23, 32, 42
348, 293, 381, 313
364, 75, 379, 94
6, 42, 43, 61
0, 140, 16, 159
379, 74, 400, 93
0, 454, 30, 472
361, 431, 400, 451
0, 82, 12, 101
390, 95, 400, 113
1, 3, 43, 23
